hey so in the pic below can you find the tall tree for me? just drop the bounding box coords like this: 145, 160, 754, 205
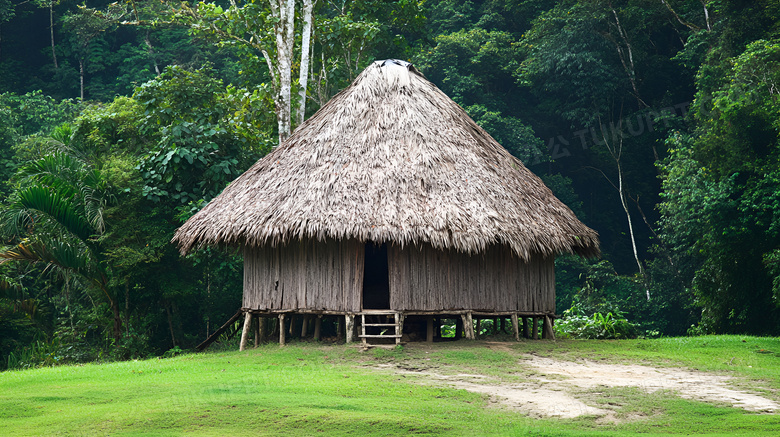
175, 0, 316, 143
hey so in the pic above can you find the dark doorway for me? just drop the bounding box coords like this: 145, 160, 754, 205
362, 242, 390, 309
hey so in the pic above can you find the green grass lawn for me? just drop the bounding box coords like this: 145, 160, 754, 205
1, 336, 779, 436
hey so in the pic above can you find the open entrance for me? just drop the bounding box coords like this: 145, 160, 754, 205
362, 242, 390, 309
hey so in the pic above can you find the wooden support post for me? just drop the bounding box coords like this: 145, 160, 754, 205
511, 313, 520, 342
499, 317, 504, 334
254, 316, 260, 348
301, 315, 309, 338
288, 315, 295, 336
337, 316, 343, 341
240, 311, 252, 351
543, 315, 555, 340
455, 316, 463, 339
493, 318, 499, 335
396, 313, 404, 345
345, 314, 355, 343
279, 314, 286, 346
258, 316, 266, 344
426, 316, 434, 343
314, 315, 322, 341
361, 314, 367, 346
522, 317, 529, 339
462, 312, 475, 340
532, 317, 539, 340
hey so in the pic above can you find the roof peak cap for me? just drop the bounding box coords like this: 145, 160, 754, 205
373, 59, 419, 88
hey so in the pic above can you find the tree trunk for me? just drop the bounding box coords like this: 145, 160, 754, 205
79, 58, 85, 100
50, 2, 59, 69
271, 0, 295, 143
597, 120, 649, 300
165, 302, 177, 347
610, 7, 646, 108
124, 280, 130, 335
701, 0, 711, 31
296, 0, 314, 127
143, 31, 161, 75
112, 301, 123, 344
616, 160, 649, 300
660, 0, 701, 31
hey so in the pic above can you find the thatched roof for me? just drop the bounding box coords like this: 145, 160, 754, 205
173, 60, 599, 260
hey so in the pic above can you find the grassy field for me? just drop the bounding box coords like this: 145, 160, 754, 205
1, 335, 779, 436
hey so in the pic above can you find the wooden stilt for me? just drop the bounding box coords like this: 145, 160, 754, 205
499, 317, 504, 334
466, 312, 475, 340
279, 314, 286, 346
455, 316, 463, 339
240, 311, 252, 351
396, 313, 405, 345
543, 315, 555, 340
258, 316, 266, 344
314, 315, 322, 341
522, 317, 529, 339
426, 316, 434, 343
476, 319, 482, 338
301, 315, 309, 338
493, 318, 499, 335
270, 317, 279, 339
337, 316, 343, 341
288, 315, 295, 336
532, 317, 539, 340
511, 313, 520, 342
254, 316, 260, 348
345, 314, 355, 343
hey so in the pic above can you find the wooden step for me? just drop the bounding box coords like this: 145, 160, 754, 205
358, 334, 402, 338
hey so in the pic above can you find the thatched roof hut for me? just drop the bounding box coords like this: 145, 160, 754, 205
175, 59, 598, 344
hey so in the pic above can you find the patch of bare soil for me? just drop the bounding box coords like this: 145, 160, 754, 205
524, 356, 778, 414
374, 352, 779, 419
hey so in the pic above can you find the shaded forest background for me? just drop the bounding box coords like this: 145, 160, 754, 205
1, 0, 779, 368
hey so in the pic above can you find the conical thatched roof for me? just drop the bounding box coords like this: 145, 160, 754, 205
173, 60, 599, 260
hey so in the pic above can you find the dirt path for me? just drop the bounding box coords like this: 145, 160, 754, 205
376, 350, 779, 419
525, 355, 778, 414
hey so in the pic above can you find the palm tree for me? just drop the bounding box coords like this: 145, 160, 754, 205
0, 129, 121, 341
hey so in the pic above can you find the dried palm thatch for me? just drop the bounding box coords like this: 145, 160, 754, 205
173, 60, 599, 260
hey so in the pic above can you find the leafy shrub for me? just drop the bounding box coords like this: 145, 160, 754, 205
555, 301, 637, 339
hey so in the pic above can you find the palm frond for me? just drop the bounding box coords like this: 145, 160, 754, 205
0, 240, 94, 275
0, 207, 35, 239
17, 185, 93, 241
17, 153, 84, 195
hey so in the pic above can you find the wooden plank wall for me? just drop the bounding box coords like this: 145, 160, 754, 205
389, 243, 555, 313
244, 239, 554, 314
243, 238, 363, 312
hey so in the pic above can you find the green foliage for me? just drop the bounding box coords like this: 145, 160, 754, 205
521, 6, 615, 120
555, 303, 637, 340
134, 66, 267, 204
657, 35, 780, 334
465, 104, 546, 164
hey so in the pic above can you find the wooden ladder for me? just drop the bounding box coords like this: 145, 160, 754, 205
359, 310, 403, 345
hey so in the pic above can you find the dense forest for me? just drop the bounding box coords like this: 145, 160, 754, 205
1, 0, 779, 369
